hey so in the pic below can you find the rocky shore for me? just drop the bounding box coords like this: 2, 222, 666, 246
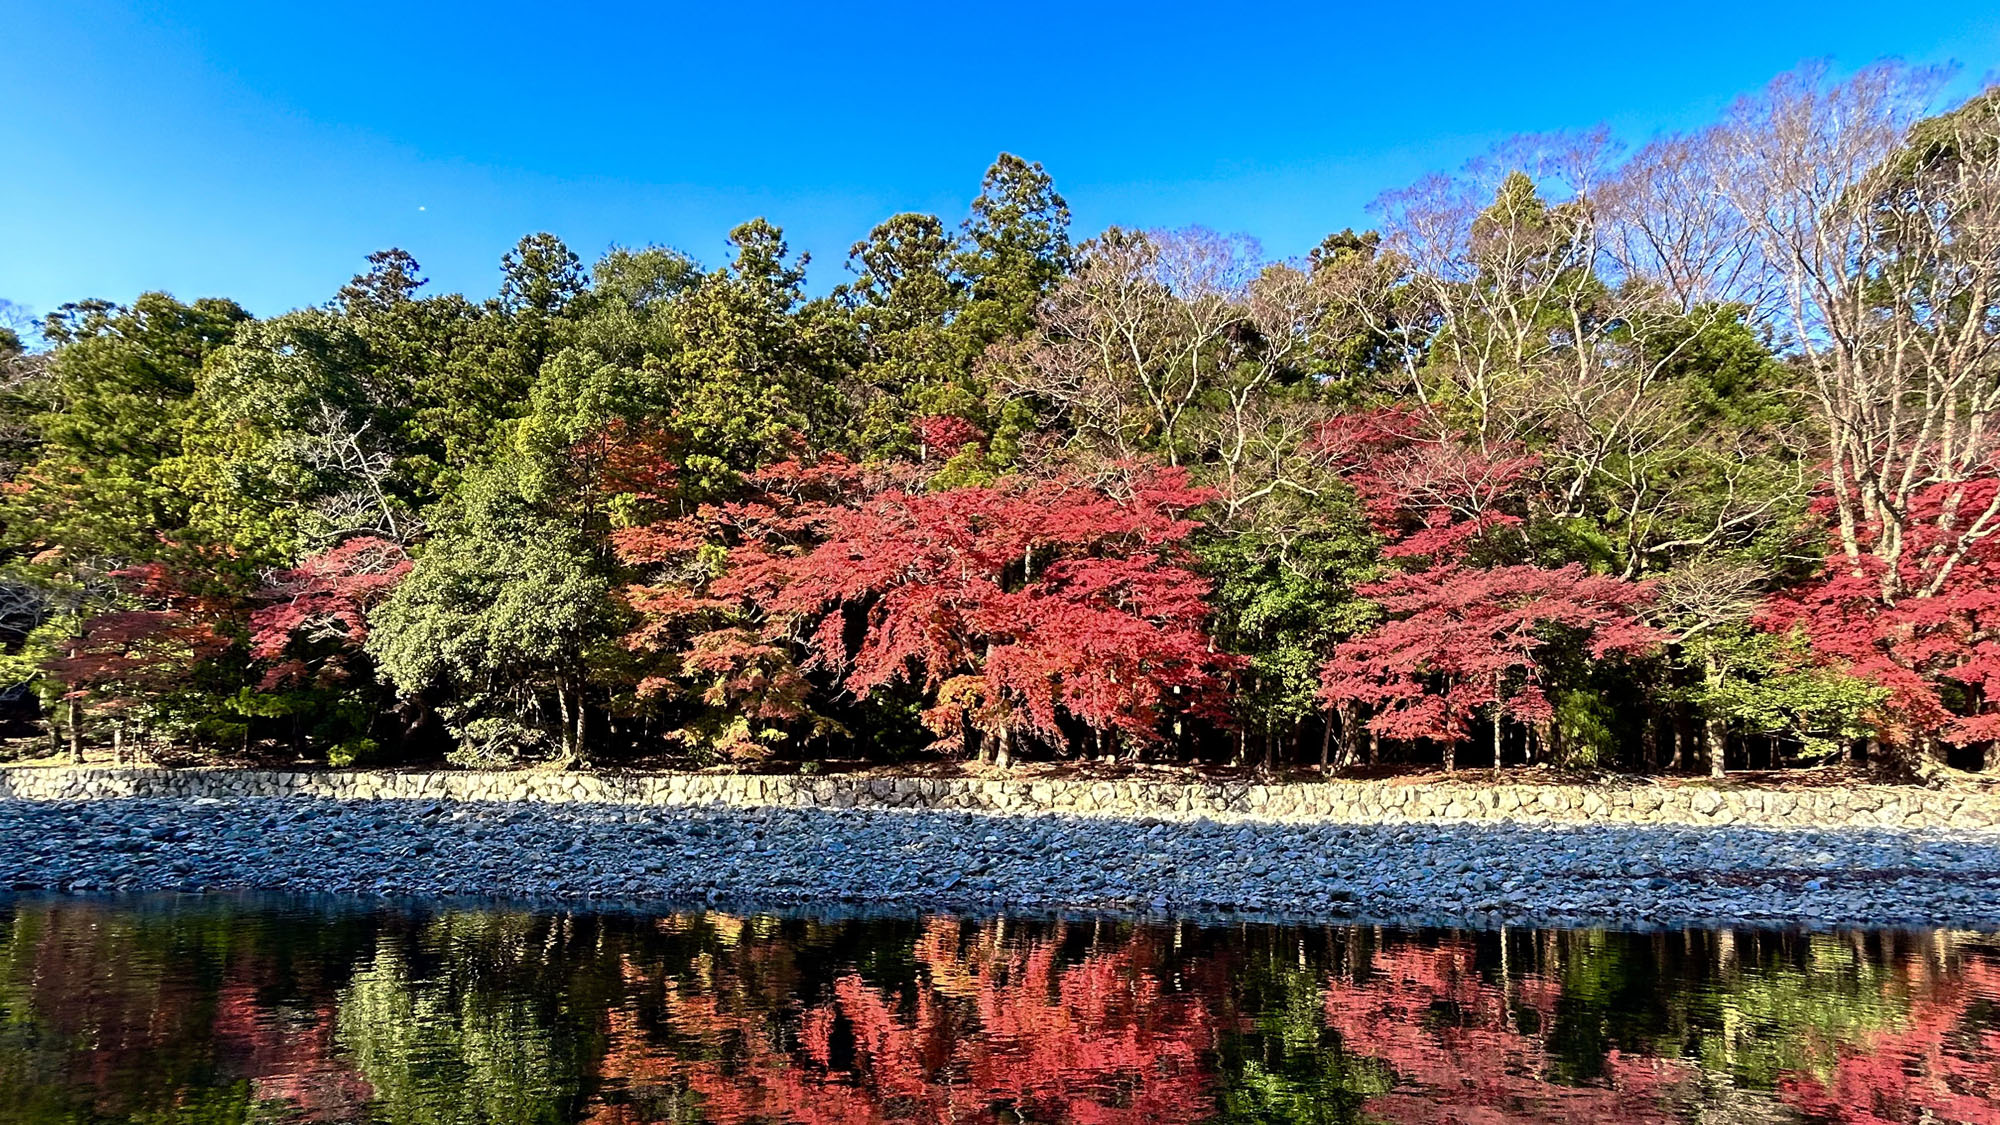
3, 792, 1999, 930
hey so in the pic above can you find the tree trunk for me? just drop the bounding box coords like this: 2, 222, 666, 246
554, 679, 578, 767
1442, 738, 1455, 775
1319, 713, 1334, 775
1337, 704, 1359, 768
994, 725, 1013, 770
1491, 678, 1505, 779
1914, 734, 1947, 780
1704, 654, 1727, 779
66, 698, 82, 764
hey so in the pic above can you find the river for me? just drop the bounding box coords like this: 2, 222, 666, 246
0, 894, 1994, 1122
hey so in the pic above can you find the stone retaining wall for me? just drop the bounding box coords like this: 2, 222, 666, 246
3, 766, 1997, 832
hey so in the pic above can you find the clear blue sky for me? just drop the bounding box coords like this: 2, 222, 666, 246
3, 1, 1997, 323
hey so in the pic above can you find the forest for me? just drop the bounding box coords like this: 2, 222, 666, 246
1, 62, 1997, 779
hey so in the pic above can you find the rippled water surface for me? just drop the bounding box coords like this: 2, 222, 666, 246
2, 896, 1998, 1122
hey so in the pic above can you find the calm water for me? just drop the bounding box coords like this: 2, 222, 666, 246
1, 897, 1997, 1123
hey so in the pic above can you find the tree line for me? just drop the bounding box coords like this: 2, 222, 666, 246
2, 62, 1997, 778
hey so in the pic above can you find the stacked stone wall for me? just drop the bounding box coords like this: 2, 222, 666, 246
3, 766, 1994, 831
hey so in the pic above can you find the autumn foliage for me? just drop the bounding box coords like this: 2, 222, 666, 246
1761, 480, 2000, 754
44, 551, 246, 724
1310, 411, 1662, 767
248, 536, 412, 690
614, 454, 1237, 761
1306, 407, 1538, 563
1321, 564, 1661, 756
17, 73, 2000, 772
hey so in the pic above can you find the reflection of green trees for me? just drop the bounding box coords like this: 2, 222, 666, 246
1208, 952, 1390, 1124
1537, 929, 1914, 1089
1677, 933, 1913, 1087
339, 941, 570, 1123
334, 912, 626, 1125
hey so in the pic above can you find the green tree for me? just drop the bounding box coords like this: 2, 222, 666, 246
172, 309, 419, 561
957, 153, 1074, 343
838, 211, 973, 452
367, 458, 614, 766
6, 294, 249, 560
574, 244, 701, 366
650, 219, 849, 493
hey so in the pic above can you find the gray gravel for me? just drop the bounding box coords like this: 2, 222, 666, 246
4, 795, 2000, 929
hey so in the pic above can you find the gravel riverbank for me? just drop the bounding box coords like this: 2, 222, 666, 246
3, 793, 1999, 930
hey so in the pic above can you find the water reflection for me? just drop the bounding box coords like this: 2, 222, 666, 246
0, 897, 1996, 1123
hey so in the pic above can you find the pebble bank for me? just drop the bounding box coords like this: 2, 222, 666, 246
2, 767, 1998, 929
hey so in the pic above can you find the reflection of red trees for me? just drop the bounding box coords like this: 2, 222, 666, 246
211, 983, 375, 1119
1319, 943, 1694, 1124
3, 903, 373, 1120
587, 918, 1215, 1124
1779, 958, 2000, 1125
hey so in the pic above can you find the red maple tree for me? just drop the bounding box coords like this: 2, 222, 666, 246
911, 414, 984, 461
718, 460, 1237, 762
1309, 410, 1660, 771
1320, 563, 1661, 772
612, 449, 1236, 763
46, 551, 248, 737
607, 456, 876, 761
248, 536, 412, 690
1760, 479, 2000, 761
1307, 406, 1539, 562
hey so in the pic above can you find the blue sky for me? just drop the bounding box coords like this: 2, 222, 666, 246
3, 1, 1997, 324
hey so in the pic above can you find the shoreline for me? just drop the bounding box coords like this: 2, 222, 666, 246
3, 790, 1999, 931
